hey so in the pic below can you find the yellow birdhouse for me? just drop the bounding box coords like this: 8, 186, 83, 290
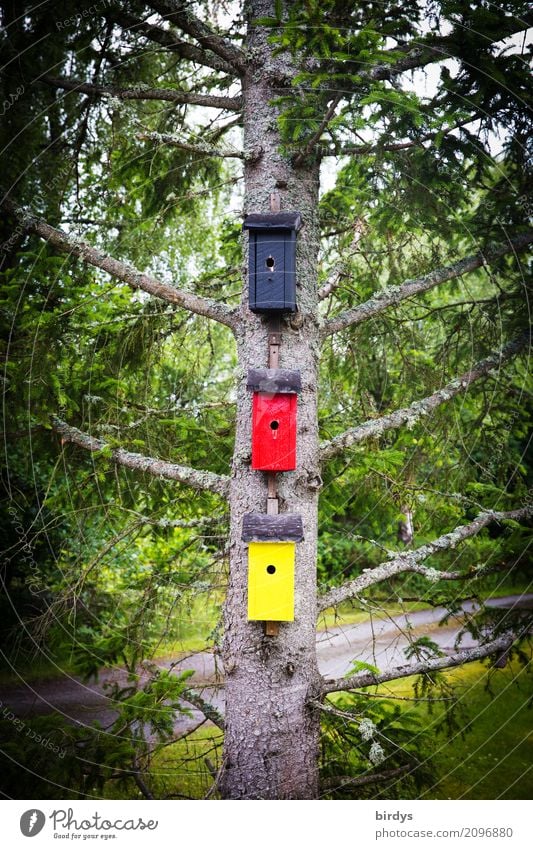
247, 541, 295, 622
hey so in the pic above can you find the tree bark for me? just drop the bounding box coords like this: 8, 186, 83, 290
220, 0, 322, 799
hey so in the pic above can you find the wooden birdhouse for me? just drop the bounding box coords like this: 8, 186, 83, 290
247, 542, 295, 621
243, 212, 302, 313
242, 513, 303, 622
247, 368, 301, 472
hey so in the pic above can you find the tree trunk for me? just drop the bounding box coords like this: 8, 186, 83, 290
221, 0, 322, 799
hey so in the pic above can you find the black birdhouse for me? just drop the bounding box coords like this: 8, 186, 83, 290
243, 212, 302, 313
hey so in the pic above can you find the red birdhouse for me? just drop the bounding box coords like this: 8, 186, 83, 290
252, 392, 296, 471
247, 369, 301, 472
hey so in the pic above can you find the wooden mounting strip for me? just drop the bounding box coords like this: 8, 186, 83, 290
267, 473, 279, 515
270, 192, 281, 213
266, 498, 279, 515
268, 339, 280, 369
266, 331, 280, 641
242, 513, 304, 542
268, 315, 281, 369
267, 472, 278, 499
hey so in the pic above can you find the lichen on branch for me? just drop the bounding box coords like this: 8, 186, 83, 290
52, 417, 231, 498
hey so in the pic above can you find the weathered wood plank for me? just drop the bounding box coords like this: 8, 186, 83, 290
243, 212, 302, 231
246, 368, 302, 394
242, 513, 304, 542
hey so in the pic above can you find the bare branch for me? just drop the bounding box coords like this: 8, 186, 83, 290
148, 1, 246, 75
322, 629, 528, 695
318, 506, 532, 612
52, 417, 230, 498
182, 689, 225, 731
1, 197, 237, 331
204, 754, 228, 800
132, 769, 155, 800
137, 131, 251, 160
320, 333, 529, 460
321, 231, 533, 337
108, 9, 238, 76
41, 75, 242, 111
321, 766, 410, 792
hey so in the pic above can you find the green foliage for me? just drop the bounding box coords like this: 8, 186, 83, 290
0, 668, 196, 799
320, 692, 434, 799
0, 0, 531, 801
321, 654, 533, 800
345, 659, 380, 677
404, 636, 444, 662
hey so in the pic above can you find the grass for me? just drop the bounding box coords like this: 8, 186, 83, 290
0, 651, 78, 686
317, 599, 428, 632
99, 655, 532, 800
102, 726, 223, 800
1, 582, 529, 686
147, 594, 222, 658
415, 659, 533, 799
0, 594, 220, 685
326, 655, 533, 800
2, 638, 529, 800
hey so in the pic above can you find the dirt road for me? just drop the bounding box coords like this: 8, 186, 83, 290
1, 594, 531, 734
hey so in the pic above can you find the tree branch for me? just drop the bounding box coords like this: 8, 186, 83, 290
107, 9, 238, 75
137, 131, 249, 159
358, 12, 533, 85
148, 1, 246, 75
293, 92, 342, 165
288, 12, 531, 161
52, 417, 230, 498
132, 769, 155, 800
182, 689, 225, 731
318, 217, 366, 300
130, 513, 227, 530
1, 197, 237, 331
321, 766, 410, 792
321, 116, 481, 157
41, 75, 242, 111
320, 333, 528, 460
320, 231, 533, 337
318, 506, 532, 612
322, 629, 528, 695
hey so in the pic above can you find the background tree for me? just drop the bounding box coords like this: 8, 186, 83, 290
1, 0, 531, 800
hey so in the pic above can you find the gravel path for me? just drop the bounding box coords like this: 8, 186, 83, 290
1, 594, 531, 735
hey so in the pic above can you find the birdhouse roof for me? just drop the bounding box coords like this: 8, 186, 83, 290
243, 212, 302, 231
246, 368, 302, 394
242, 513, 304, 542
